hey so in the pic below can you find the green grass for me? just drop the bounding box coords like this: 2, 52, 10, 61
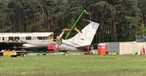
0, 55, 146, 76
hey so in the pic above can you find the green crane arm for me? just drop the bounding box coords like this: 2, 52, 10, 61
65, 10, 89, 39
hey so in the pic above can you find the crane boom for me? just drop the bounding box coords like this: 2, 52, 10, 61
65, 10, 89, 39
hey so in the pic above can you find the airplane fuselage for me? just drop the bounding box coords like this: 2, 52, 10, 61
57, 39, 78, 51
23, 40, 54, 48
0, 32, 54, 50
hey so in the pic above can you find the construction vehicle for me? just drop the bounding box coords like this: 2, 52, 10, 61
47, 10, 93, 52
55, 10, 90, 48
0, 49, 27, 57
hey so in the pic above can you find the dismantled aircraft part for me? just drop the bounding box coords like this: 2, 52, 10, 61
0, 32, 54, 50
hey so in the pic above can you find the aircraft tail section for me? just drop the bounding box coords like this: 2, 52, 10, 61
65, 22, 99, 47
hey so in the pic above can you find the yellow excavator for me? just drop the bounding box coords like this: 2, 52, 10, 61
48, 10, 90, 52
55, 10, 90, 48
54, 27, 81, 51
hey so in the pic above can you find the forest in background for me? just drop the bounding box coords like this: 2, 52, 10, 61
0, 0, 146, 43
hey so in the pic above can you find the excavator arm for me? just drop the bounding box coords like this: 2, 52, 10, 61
56, 27, 80, 40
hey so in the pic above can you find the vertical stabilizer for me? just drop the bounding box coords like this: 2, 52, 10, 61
65, 22, 99, 47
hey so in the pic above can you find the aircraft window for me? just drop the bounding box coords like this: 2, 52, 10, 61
9, 37, 14, 41
37, 37, 48, 40
15, 37, 20, 41
37, 37, 43, 40
26, 36, 31, 40
2, 37, 4, 41
44, 37, 48, 40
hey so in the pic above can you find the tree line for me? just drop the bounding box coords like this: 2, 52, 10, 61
0, 0, 146, 43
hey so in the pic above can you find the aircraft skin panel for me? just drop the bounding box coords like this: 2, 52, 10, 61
23, 40, 54, 48
58, 42, 77, 51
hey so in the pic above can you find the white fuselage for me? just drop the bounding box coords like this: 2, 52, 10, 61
57, 39, 78, 51
22, 40, 54, 48
0, 32, 54, 49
